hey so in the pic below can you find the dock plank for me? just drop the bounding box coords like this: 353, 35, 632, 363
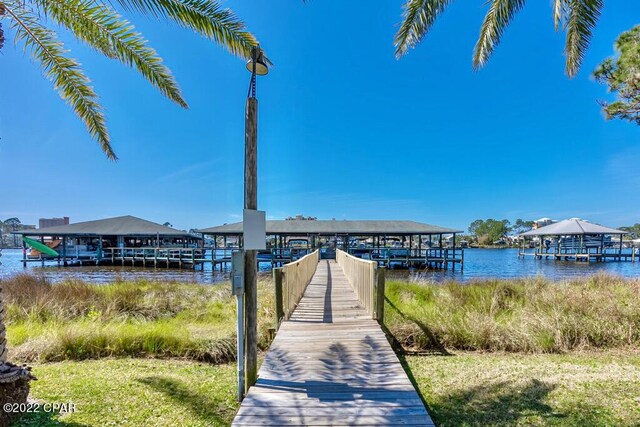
232, 260, 433, 426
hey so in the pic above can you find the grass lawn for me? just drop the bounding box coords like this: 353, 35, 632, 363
12, 359, 239, 427
405, 351, 640, 427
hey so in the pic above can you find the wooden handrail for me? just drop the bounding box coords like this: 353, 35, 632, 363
336, 249, 385, 322
274, 250, 319, 323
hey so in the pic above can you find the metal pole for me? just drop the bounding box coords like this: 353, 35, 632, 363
236, 292, 244, 400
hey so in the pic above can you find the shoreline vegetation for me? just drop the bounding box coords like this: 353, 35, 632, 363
3, 273, 640, 426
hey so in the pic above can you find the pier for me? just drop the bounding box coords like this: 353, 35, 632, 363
233, 250, 433, 426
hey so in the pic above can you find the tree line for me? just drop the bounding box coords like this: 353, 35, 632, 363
466, 218, 534, 246
467, 218, 640, 246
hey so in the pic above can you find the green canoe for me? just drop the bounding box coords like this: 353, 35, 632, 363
23, 237, 59, 257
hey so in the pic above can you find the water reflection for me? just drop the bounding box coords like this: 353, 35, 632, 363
0, 248, 273, 284
1, 248, 638, 284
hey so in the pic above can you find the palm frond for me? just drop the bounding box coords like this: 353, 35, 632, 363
113, 0, 256, 58
4, 1, 116, 160
552, 0, 568, 31
473, 0, 526, 70
0, 3, 5, 51
394, 0, 454, 58
36, 0, 187, 108
563, 0, 603, 77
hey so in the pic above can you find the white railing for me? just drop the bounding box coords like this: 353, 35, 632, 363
275, 250, 319, 321
336, 249, 385, 321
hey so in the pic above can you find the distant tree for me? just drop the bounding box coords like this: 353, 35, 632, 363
594, 26, 640, 125
620, 223, 640, 239
468, 218, 511, 245
3, 218, 21, 247
394, 0, 604, 78
512, 218, 534, 234
468, 219, 484, 236
163, 222, 173, 228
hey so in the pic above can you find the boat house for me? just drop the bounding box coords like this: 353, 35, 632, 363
518, 218, 634, 262
16, 215, 202, 267
197, 219, 464, 269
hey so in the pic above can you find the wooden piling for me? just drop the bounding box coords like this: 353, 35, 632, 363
273, 267, 284, 330
375, 267, 385, 324
244, 95, 259, 393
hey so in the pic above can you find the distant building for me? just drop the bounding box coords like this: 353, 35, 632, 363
285, 214, 317, 221
39, 216, 70, 229
532, 217, 555, 229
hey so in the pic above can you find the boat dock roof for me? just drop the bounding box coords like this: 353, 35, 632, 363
520, 218, 626, 237
14, 215, 198, 238
197, 219, 462, 236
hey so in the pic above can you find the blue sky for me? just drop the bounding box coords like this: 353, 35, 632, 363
1, 1, 639, 232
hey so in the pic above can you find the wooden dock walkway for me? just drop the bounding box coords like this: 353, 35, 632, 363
232, 260, 434, 426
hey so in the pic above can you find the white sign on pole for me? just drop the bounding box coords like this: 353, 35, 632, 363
243, 209, 266, 250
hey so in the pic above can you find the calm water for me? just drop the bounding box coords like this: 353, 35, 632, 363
0, 248, 638, 284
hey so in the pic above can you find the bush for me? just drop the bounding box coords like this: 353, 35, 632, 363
385, 274, 640, 353
1, 275, 275, 363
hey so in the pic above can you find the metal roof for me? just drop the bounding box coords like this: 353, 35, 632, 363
520, 218, 626, 237
15, 215, 196, 237
197, 220, 462, 236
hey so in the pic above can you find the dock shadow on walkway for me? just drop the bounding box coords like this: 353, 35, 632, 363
232, 260, 434, 426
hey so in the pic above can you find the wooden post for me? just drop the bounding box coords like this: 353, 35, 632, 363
452, 233, 457, 270
619, 236, 623, 262
273, 267, 284, 330
22, 239, 27, 267
374, 267, 385, 324
62, 237, 68, 266
244, 94, 259, 393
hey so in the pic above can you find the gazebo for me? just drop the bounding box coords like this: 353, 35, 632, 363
518, 218, 631, 262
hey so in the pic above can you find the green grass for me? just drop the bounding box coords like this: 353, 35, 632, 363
5, 273, 640, 426
385, 274, 640, 353
405, 350, 640, 426
12, 359, 239, 427
2, 275, 275, 363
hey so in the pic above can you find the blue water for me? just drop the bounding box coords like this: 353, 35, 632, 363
406, 248, 639, 283
0, 248, 638, 284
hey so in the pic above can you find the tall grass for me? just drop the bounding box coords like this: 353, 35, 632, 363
1, 274, 275, 363
385, 274, 640, 353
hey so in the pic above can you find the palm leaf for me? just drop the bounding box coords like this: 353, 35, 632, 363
113, 0, 256, 58
36, 0, 187, 108
563, 0, 603, 77
4, 1, 116, 160
552, 0, 568, 31
394, 0, 454, 58
473, 0, 526, 70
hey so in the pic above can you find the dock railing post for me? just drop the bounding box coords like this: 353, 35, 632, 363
375, 267, 386, 324
273, 267, 284, 330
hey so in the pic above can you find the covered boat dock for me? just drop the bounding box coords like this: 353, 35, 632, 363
197, 219, 464, 270
15, 215, 203, 268
518, 218, 635, 262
